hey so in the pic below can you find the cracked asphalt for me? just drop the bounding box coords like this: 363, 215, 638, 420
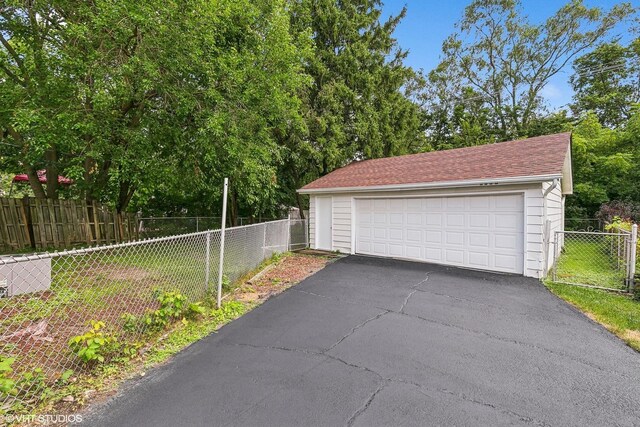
83, 255, 640, 427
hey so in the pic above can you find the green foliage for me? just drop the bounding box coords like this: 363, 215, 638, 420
121, 313, 139, 334
210, 301, 247, 325
187, 302, 207, 319
568, 110, 640, 217
0, 356, 17, 396
143, 291, 187, 329
423, 0, 632, 147
570, 39, 640, 127
68, 321, 118, 364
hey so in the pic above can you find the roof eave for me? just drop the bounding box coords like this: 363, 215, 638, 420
297, 174, 563, 194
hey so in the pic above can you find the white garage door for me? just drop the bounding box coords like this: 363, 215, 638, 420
355, 195, 524, 274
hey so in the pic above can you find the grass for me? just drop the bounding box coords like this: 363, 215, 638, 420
554, 238, 626, 290
546, 282, 640, 351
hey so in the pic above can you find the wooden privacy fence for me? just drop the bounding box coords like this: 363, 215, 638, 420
0, 197, 139, 252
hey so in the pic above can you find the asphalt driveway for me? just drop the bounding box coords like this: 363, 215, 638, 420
84, 255, 640, 426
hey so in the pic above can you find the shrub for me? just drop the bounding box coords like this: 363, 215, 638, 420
144, 291, 188, 329
187, 302, 207, 319
121, 313, 140, 333
68, 321, 118, 363
0, 356, 17, 395
596, 200, 640, 224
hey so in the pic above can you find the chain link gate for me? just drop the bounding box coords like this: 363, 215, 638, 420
551, 224, 638, 291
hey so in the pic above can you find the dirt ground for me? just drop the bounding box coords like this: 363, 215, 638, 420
232, 252, 336, 303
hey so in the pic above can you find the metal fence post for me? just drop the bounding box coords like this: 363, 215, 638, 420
262, 224, 267, 259
204, 231, 211, 294
217, 178, 229, 309
286, 214, 291, 252
552, 233, 558, 282
628, 224, 637, 291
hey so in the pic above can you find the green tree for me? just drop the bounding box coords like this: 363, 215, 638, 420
281, 0, 427, 214
426, 0, 632, 144
1, 0, 307, 220
570, 39, 640, 127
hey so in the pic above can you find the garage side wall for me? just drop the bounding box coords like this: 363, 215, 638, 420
309, 195, 316, 247
543, 180, 564, 274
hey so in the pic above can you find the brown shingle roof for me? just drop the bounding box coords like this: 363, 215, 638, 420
300, 132, 571, 191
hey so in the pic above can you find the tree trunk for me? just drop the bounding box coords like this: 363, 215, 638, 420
228, 189, 238, 227
24, 165, 46, 199
45, 147, 59, 199
116, 180, 136, 213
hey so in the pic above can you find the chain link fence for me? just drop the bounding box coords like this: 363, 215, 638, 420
0, 218, 307, 414
138, 216, 269, 239
551, 227, 637, 291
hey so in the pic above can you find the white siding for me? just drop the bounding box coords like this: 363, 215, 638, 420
309, 182, 554, 278
543, 180, 564, 274
525, 187, 544, 278
332, 196, 351, 253
309, 195, 316, 248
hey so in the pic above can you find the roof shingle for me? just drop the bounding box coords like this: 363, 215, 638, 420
300, 132, 571, 191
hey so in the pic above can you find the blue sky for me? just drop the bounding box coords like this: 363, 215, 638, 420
381, 0, 636, 110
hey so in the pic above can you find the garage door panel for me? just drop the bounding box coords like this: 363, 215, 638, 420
469, 197, 490, 209
407, 213, 422, 225
445, 249, 464, 264
356, 194, 524, 275
446, 214, 465, 227
372, 243, 387, 255
468, 251, 490, 267
388, 244, 404, 257
495, 195, 521, 209
425, 248, 442, 261
446, 231, 464, 245
373, 199, 387, 210
389, 228, 403, 241
495, 234, 518, 250
494, 214, 520, 230
406, 246, 421, 258
425, 198, 442, 209
425, 230, 441, 244
469, 232, 490, 248
425, 214, 442, 226
389, 213, 403, 225
358, 226, 371, 239
469, 214, 490, 228
406, 229, 422, 242
446, 198, 465, 209
495, 254, 519, 271
373, 228, 387, 239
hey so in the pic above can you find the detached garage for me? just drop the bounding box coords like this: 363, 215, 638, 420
298, 133, 573, 279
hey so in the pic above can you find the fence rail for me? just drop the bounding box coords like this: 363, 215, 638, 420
137, 216, 268, 239
0, 198, 139, 253
0, 218, 308, 415
551, 225, 638, 291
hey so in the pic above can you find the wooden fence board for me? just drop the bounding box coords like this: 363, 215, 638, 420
0, 198, 139, 252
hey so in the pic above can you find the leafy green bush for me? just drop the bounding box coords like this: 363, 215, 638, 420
144, 291, 188, 329
0, 356, 17, 395
68, 321, 118, 363
187, 302, 207, 319
121, 313, 140, 333
210, 301, 246, 324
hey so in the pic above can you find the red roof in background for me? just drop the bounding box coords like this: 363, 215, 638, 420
300, 132, 571, 191
13, 170, 73, 185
